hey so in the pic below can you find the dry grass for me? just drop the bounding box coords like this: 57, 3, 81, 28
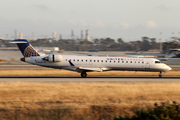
0, 82, 179, 109
0, 69, 180, 76
0, 82, 179, 119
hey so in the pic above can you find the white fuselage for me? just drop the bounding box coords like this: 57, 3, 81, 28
24, 55, 172, 73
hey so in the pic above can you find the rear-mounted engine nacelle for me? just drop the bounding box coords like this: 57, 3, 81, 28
43, 54, 62, 62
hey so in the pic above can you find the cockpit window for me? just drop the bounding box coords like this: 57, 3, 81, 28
155, 61, 162, 63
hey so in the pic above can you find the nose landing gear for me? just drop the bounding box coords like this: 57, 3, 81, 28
81, 72, 87, 78
159, 71, 162, 78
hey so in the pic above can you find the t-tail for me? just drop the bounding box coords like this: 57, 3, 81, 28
10, 39, 40, 57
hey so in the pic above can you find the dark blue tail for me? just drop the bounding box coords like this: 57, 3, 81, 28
10, 39, 40, 57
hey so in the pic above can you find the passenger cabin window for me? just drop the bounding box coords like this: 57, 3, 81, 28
73, 59, 75, 61
81, 60, 83, 62
130, 61, 132, 63
122, 61, 124, 63
126, 61, 128, 63
101, 60, 103, 62
97, 60, 99, 62
94, 60, 96, 62
105, 60, 107, 62
142, 62, 144, 64
114, 61, 116, 63
86, 60, 87, 62
155, 61, 161, 63
66, 59, 67, 61
77, 59, 79, 62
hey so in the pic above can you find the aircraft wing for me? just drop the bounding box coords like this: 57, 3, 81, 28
68, 60, 109, 72
77, 67, 103, 72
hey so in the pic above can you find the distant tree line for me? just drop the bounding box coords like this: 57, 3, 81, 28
162, 37, 180, 53
30, 37, 160, 51
0, 37, 160, 51
2, 36, 180, 52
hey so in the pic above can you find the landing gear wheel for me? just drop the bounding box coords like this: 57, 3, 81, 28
159, 74, 162, 78
159, 71, 162, 78
81, 72, 87, 78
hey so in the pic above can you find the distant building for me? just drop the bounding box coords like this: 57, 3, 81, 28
91, 36, 95, 43
6, 34, 8, 40
42, 34, 45, 39
53, 31, 56, 41
81, 30, 83, 40
48, 39, 52, 43
35, 47, 59, 52
19, 32, 23, 39
74, 39, 81, 44
85, 29, 90, 41
59, 34, 62, 40
150, 38, 156, 43
142, 37, 149, 41
71, 30, 75, 40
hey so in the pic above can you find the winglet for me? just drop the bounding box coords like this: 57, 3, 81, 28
69, 60, 75, 66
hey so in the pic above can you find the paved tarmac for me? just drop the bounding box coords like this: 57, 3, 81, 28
0, 65, 50, 69
0, 76, 179, 82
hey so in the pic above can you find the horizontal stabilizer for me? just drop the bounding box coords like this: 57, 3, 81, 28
10, 40, 28, 44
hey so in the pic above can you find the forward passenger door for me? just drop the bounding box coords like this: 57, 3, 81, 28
145, 60, 150, 69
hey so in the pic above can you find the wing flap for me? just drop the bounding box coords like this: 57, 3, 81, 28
78, 67, 103, 72
68, 60, 109, 72
77, 67, 110, 72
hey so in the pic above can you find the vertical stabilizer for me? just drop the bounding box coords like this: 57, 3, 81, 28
10, 39, 40, 57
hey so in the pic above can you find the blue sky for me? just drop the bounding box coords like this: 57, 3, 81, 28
1, 0, 180, 42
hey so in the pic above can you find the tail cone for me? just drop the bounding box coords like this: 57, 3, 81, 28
20, 58, 25, 62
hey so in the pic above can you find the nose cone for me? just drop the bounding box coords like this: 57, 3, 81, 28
168, 66, 172, 71
163, 65, 172, 73
165, 65, 172, 71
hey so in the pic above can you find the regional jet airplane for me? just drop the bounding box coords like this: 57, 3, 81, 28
10, 39, 172, 78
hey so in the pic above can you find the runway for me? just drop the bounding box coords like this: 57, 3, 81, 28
0, 65, 50, 69
0, 76, 180, 82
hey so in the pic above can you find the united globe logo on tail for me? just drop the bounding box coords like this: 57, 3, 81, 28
24, 45, 39, 57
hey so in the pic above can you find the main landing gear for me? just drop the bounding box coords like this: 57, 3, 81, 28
81, 72, 87, 78
159, 71, 162, 78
